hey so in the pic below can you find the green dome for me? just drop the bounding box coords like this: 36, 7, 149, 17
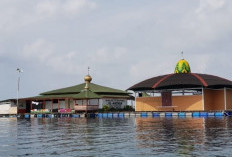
174, 59, 191, 74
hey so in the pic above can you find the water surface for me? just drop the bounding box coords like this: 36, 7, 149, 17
0, 117, 232, 156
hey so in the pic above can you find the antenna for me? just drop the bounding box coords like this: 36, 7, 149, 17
181, 51, 184, 59
17, 68, 23, 73
88, 66, 90, 75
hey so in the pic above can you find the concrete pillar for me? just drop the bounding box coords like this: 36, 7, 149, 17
202, 88, 205, 111
224, 87, 227, 110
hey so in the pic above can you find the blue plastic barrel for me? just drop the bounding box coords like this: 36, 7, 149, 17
47, 114, 53, 118
113, 113, 118, 118
89, 113, 96, 118
192, 112, 200, 117
140, 112, 148, 117
72, 114, 80, 118
118, 113, 124, 118
107, 113, 113, 118
200, 112, 208, 117
208, 112, 214, 117
178, 112, 186, 117
97, 113, 103, 118
102, 113, 108, 118
37, 114, 43, 118
165, 112, 172, 117
215, 112, 223, 117
152, 112, 160, 117
24, 114, 30, 118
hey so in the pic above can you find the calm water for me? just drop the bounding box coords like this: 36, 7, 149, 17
1, 117, 232, 157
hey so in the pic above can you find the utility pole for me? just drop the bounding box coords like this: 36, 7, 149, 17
16, 68, 23, 107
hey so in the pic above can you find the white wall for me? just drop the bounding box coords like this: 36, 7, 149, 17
0, 101, 17, 114
0, 104, 11, 114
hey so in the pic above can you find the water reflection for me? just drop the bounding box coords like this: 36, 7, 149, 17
14, 118, 136, 157
135, 117, 232, 156
0, 117, 232, 156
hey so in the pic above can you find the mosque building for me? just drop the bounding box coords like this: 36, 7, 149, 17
18, 74, 132, 114
128, 58, 232, 112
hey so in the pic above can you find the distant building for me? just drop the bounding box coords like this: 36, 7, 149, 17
18, 74, 132, 113
0, 99, 17, 115
128, 58, 232, 112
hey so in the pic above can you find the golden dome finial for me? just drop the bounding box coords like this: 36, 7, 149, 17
84, 75, 92, 83
84, 67, 92, 89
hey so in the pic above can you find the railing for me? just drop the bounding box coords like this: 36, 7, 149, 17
74, 105, 99, 111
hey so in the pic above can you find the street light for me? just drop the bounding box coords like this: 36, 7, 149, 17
16, 68, 23, 107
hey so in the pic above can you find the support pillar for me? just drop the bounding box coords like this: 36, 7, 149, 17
224, 87, 227, 110
202, 88, 205, 111
51, 101, 53, 112
30, 100, 33, 111
43, 100, 45, 109
86, 99, 88, 113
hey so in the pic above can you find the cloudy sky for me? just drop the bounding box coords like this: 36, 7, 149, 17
1, 0, 232, 100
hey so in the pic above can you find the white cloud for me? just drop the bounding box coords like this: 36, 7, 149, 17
0, 0, 96, 33
129, 54, 177, 82
161, 0, 232, 54
22, 39, 84, 75
196, 0, 226, 14
35, 1, 58, 17
1, 0, 232, 100
23, 39, 54, 61
22, 40, 128, 80
190, 54, 211, 73
36, 0, 96, 17
63, 0, 96, 15
89, 47, 127, 64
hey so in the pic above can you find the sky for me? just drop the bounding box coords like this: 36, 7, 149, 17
1, 0, 232, 100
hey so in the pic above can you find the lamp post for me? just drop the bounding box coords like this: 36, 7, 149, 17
16, 68, 23, 107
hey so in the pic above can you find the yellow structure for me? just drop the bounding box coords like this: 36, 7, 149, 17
135, 89, 232, 112
174, 59, 191, 74
128, 58, 232, 112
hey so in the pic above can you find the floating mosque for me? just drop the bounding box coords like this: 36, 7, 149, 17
15, 74, 132, 114
128, 57, 232, 112
1, 55, 232, 117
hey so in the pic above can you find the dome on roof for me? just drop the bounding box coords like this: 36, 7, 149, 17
174, 59, 191, 74
84, 75, 92, 82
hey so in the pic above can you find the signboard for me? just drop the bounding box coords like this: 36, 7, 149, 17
102, 99, 127, 109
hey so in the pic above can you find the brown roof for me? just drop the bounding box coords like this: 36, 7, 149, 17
128, 73, 232, 91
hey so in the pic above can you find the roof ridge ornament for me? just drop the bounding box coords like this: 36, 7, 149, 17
84, 66, 92, 90
174, 53, 191, 74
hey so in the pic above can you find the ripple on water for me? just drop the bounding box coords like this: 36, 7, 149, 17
0, 117, 232, 156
